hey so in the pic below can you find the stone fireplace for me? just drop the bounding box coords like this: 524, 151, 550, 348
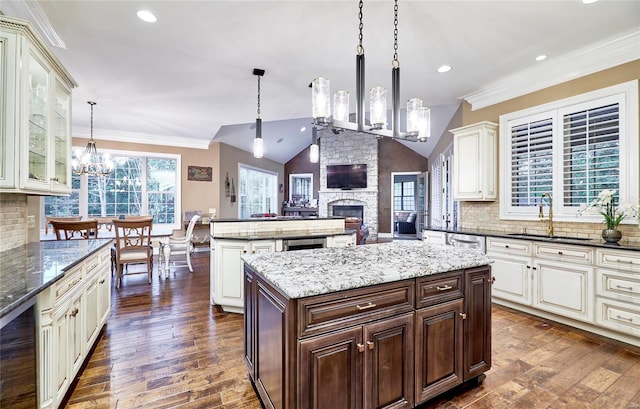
331, 205, 364, 220
318, 130, 379, 240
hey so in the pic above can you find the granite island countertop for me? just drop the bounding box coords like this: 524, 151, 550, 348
212, 229, 356, 241
242, 240, 492, 299
0, 239, 113, 319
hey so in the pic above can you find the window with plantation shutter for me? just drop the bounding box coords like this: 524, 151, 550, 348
500, 80, 638, 223
509, 116, 553, 207
561, 101, 620, 209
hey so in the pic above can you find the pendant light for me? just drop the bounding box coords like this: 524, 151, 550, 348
253, 68, 265, 159
310, 126, 320, 163
310, 0, 430, 141
72, 101, 113, 177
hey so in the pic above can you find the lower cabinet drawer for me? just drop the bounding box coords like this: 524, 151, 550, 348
54, 266, 83, 302
416, 271, 463, 308
595, 298, 640, 336
297, 281, 415, 338
596, 269, 640, 305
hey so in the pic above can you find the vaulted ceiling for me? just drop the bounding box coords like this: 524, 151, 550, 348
3, 0, 638, 163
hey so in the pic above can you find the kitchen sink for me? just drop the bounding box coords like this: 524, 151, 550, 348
506, 233, 592, 241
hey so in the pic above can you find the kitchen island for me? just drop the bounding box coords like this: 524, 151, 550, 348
210, 217, 356, 313
242, 241, 493, 409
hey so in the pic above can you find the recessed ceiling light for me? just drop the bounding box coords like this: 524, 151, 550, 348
300, 126, 306, 132
277, 138, 284, 143
437, 65, 452, 73
582, 0, 598, 4
137, 10, 157, 23
536, 54, 547, 61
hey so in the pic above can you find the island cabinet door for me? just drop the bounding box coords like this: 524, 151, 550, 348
414, 299, 464, 405
363, 312, 414, 409
244, 266, 255, 378
463, 266, 492, 381
299, 326, 364, 409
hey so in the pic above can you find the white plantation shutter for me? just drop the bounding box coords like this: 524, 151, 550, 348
500, 80, 637, 222
430, 157, 442, 228
509, 117, 553, 207
561, 102, 620, 208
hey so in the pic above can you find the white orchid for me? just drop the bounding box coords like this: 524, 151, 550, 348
578, 189, 638, 229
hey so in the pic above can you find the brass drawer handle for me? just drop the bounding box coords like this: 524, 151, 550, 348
356, 302, 377, 311
615, 284, 634, 291
615, 315, 633, 322
70, 308, 79, 317
615, 259, 635, 264
490, 276, 496, 285
436, 285, 453, 291
99, 279, 106, 284
367, 341, 374, 350
505, 245, 510, 248
459, 312, 467, 320
357, 343, 365, 352
558, 251, 563, 255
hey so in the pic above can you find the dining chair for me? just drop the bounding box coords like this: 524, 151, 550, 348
112, 218, 153, 289
51, 220, 99, 240
46, 216, 82, 234
111, 215, 154, 275
160, 214, 200, 275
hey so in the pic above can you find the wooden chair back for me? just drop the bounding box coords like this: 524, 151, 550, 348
46, 216, 82, 234
124, 215, 154, 221
112, 219, 154, 288
51, 220, 99, 240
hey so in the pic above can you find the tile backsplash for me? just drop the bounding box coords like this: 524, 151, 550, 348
0, 193, 27, 252
461, 201, 640, 247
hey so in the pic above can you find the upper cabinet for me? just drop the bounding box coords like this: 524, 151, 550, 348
0, 17, 77, 195
451, 121, 498, 201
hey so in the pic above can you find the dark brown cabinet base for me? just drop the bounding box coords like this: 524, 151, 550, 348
244, 265, 492, 409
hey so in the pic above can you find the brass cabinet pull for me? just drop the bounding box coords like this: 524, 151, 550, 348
558, 251, 563, 255
459, 312, 467, 319
99, 279, 105, 284
615, 259, 635, 264
615, 315, 633, 322
252, 250, 256, 254
70, 308, 79, 317
357, 343, 365, 352
367, 341, 374, 350
436, 285, 452, 291
356, 302, 377, 311
243, 250, 247, 253
490, 276, 496, 285
505, 245, 510, 248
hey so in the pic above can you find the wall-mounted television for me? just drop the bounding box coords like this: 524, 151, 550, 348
327, 164, 367, 189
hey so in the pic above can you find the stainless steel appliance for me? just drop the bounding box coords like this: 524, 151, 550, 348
283, 237, 326, 251
446, 233, 486, 253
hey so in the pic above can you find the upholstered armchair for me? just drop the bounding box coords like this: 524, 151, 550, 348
396, 212, 417, 234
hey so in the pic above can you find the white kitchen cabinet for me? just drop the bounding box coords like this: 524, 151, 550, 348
211, 239, 279, 313
325, 233, 356, 247
37, 244, 111, 409
486, 237, 533, 305
451, 121, 498, 201
0, 17, 76, 195
595, 248, 640, 337
422, 230, 446, 245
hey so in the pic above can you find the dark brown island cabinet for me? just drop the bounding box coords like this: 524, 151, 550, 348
244, 264, 492, 409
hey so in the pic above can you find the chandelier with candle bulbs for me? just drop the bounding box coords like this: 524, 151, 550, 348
72, 101, 113, 177
311, 0, 430, 141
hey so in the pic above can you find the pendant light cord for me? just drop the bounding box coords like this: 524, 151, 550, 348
257, 75, 261, 119
393, 0, 399, 67
88, 101, 97, 141
357, 0, 364, 55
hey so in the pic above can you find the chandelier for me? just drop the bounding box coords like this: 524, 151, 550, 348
72, 101, 113, 177
311, 0, 430, 141
253, 68, 266, 159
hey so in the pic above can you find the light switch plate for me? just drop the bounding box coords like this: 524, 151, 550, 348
27, 215, 36, 228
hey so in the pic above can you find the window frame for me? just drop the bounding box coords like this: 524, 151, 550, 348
238, 163, 279, 219
499, 80, 639, 224
42, 148, 182, 230
289, 173, 313, 203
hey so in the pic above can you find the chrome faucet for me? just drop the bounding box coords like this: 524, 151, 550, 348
538, 192, 553, 236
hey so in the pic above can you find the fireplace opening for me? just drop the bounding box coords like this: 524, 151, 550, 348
331, 205, 364, 221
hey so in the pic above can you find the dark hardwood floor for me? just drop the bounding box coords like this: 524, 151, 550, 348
65, 251, 640, 409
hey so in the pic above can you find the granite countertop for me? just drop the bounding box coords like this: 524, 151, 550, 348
0, 239, 113, 319
211, 216, 342, 223
212, 229, 356, 241
426, 227, 640, 252
243, 241, 492, 299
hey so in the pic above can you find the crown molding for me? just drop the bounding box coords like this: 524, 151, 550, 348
73, 127, 212, 150
1, 1, 66, 49
462, 30, 640, 111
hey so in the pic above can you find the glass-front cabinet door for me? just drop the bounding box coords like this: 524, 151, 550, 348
53, 80, 71, 188
26, 50, 50, 186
